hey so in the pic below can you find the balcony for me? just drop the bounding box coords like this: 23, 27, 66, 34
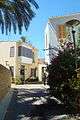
18, 46, 33, 64
18, 56, 33, 64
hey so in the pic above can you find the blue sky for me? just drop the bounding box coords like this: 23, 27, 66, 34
0, 0, 80, 58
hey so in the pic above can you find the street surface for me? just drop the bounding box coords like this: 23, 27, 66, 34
4, 84, 72, 120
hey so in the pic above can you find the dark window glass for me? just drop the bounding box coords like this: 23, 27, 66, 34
18, 46, 33, 58
20, 65, 25, 75
18, 46, 22, 56
9, 66, 14, 77
10, 46, 15, 57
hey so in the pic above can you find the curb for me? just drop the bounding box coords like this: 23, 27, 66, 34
0, 88, 14, 120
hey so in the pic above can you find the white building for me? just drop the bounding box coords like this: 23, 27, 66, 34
0, 40, 43, 83
45, 13, 80, 64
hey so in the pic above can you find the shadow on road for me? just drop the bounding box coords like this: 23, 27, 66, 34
4, 87, 76, 120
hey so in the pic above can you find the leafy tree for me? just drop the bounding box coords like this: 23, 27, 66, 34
77, 26, 80, 48
0, 0, 39, 34
47, 49, 76, 99
21, 36, 26, 42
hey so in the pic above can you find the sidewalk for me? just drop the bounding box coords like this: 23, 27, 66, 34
4, 84, 49, 120
11, 84, 49, 90
3, 84, 76, 120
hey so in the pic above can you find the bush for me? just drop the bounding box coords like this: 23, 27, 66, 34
70, 78, 80, 89
15, 78, 22, 85
25, 77, 39, 83
47, 49, 78, 105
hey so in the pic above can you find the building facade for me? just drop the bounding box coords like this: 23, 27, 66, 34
37, 58, 47, 82
0, 40, 41, 83
45, 13, 80, 64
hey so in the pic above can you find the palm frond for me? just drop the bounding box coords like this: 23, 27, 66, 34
0, 0, 39, 34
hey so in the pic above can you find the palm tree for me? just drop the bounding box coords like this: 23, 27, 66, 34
0, 0, 39, 34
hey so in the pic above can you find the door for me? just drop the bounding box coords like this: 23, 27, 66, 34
20, 65, 25, 84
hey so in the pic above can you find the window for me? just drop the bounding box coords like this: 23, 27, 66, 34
10, 46, 15, 57
31, 68, 36, 77
5, 61, 9, 66
32, 52, 35, 63
18, 46, 33, 58
18, 46, 22, 56
58, 25, 66, 39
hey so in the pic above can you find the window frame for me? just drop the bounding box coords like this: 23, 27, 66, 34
10, 46, 15, 57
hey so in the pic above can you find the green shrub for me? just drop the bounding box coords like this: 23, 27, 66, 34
26, 77, 39, 82
70, 78, 80, 89
15, 78, 22, 85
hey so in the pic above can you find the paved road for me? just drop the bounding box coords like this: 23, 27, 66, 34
4, 84, 73, 120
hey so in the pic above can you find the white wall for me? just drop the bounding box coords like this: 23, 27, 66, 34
0, 42, 17, 77
45, 13, 80, 64
38, 64, 46, 82
45, 22, 60, 64
45, 23, 50, 64
18, 56, 32, 64
38, 64, 42, 81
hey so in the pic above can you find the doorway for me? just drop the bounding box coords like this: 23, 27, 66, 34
20, 65, 25, 84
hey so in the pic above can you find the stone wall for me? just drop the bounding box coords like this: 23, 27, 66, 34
0, 64, 11, 101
